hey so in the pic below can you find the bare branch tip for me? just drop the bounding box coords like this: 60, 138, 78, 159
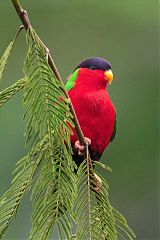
19, 25, 24, 30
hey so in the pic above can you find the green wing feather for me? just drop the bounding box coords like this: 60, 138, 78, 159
65, 69, 79, 91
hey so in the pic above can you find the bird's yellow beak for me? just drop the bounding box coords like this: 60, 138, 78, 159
104, 69, 113, 85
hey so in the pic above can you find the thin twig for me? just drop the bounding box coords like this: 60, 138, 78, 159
14, 25, 24, 41
11, 0, 86, 146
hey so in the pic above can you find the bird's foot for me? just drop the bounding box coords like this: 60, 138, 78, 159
74, 137, 91, 156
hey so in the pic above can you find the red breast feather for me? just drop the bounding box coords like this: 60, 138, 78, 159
68, 68, 116, 155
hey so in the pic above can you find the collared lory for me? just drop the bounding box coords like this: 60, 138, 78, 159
65, 57, 116, 166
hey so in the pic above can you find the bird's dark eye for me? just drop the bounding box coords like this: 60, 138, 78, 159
90, 66, 96, 70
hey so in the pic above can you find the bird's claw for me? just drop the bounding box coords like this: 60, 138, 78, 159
74, 137, 91, 156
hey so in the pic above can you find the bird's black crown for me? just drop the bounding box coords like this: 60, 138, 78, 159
74, 57, 111, 71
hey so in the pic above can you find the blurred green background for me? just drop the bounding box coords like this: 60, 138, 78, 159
0, 0, 158, 239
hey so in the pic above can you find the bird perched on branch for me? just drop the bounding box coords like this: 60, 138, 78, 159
65, 57, 116, 166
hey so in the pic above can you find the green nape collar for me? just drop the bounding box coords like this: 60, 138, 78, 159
65, 68, 79, 91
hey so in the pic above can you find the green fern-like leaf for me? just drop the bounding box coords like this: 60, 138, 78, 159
23, 29, 76, 239
0, 78, 26, 108
0, 25, 136, 240
0, 42, 14, 81
74, 159, 136, 240
23, 29, 73, 146
29, 134, 76, 240
0, 136, 47, 239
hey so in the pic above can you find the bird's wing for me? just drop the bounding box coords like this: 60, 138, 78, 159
110, 116, 117, 142
65, 69, 79, 91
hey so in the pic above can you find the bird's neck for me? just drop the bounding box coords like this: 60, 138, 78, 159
75, 68, 108, 91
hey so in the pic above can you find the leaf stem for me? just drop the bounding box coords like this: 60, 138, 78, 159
14, 25, 24, 42
11, 0, 86, 146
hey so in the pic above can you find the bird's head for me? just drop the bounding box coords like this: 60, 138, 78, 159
74, 57, 113, 85
66, 57, 114, 91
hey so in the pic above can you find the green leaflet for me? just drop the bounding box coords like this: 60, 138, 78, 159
74, 160, 136, 240
29, 134, 76, 240
0, 137, 46, 239
24, 29, 74, 146
24, 29, 76, 240
0, 42, 14, 81
0, 24, 136, 240
0, 26, 24, 83
0, 78, 26, 108
75, 160, 117, 240
65, 69, 79, 91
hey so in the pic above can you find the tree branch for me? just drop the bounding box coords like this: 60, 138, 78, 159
11, 0, 86, 146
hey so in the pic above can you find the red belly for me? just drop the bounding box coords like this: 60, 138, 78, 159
69, 90, 116, 154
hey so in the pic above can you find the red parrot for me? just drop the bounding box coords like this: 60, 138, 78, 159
65, 57, 116, 166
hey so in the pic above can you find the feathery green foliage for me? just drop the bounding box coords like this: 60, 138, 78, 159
0, 136, 46, 238
0, 15, 135, 240
0, 78, 26, 108
23, 29, 76, 239
74, 158, 135, 240
0, 27, 77, 239
0, 42, 14, 81
23, 29, 73, 145
29, 135, 76, 240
